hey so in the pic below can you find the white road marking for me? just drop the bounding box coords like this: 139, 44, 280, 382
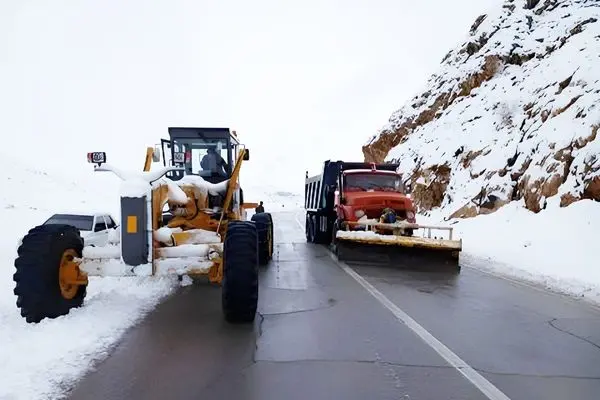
291, 209, 510, 398
294, 211, 304, 231
330, 253, 512, 400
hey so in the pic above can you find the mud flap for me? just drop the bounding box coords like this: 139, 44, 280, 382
335, 239, 460, 272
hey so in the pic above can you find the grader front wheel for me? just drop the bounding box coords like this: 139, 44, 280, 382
221, 220, 259, 323
14, 224, 88, 323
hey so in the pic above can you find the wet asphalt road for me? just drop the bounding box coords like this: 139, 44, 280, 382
67, 211, 600, 400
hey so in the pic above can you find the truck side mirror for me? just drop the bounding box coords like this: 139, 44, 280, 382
243, 149, 250, 161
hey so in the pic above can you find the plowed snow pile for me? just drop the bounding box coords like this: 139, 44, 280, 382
364, 0, 600, 303
0, 156, 178, 400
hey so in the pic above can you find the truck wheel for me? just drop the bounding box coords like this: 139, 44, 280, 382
251, 212, 273, 265
306, 214, 315, 243
331, 219, 341, 254
13, 224, 87, 323
313, 216, 332, 245
305, 214, 310, 241
267, 213, 274, 258
222, 221, 259, 323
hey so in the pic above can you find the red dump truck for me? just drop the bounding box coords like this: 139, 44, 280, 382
304, 160, 462, 268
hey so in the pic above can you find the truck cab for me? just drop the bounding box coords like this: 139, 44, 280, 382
335, 168, 416, 224
304, 160, 416, 244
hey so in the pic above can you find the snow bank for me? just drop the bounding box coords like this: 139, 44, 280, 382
0, 273, 176, 400
419, 199, 600, 304
0, 155, 179, 400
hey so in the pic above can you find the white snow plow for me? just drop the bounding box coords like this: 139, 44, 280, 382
333, 219, 462, 269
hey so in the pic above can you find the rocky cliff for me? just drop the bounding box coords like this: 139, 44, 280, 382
363, 0, 599, 218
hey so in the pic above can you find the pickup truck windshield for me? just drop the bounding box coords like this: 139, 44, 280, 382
344, 173, 404, 192
44, 214, 94, 231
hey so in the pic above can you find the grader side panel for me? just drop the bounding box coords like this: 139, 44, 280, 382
121, 196, 148, 266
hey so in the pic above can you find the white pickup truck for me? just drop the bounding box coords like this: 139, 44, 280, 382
42, 212, 119, 247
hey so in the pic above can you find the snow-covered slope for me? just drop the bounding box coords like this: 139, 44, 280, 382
244, 184, 304, 212
0, 156, 178, 400
363, 0, 600, 304
364, 0, 599, 217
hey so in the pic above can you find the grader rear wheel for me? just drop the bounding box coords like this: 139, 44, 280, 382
251, 212, 273, 265
221, 220, 259, 323
13, 224, 88, 323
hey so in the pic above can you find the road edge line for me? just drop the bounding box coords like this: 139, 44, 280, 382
331, 254, 512, 400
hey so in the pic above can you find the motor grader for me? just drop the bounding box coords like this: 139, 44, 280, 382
13, 127, 273, 324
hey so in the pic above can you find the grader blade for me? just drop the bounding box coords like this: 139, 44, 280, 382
335, 239, 460, 270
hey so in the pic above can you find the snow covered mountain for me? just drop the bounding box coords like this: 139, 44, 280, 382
363, 0, 599, 218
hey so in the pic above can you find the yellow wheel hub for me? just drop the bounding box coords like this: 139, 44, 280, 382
58, 249, 88, 299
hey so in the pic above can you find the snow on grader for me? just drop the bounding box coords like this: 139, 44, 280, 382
305, 160, 462, 269
13, 127, 273, 324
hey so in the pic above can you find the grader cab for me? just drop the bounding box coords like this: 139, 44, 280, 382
13, 127, 273, 324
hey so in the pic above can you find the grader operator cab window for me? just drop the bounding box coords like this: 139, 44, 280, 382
161, 127, 248, 183
186, 139, 231, 177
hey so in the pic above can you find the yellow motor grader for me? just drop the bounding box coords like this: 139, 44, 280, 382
13, 127, 273, 324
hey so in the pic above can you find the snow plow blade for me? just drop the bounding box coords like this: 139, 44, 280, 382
334, 222, 461, 270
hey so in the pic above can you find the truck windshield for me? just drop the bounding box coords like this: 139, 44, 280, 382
344, 173, 404, 193
44, 214, 94, 231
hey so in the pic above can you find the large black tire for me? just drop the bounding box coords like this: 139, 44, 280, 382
331, 218, 341, 256
305, 214, 312, 242
313, 215, 332, 245
306, 214, 316, 243
251, 212, 273, 265
13, 224, 87, 323
222, 220, 259, 323
267, 213, 274, 257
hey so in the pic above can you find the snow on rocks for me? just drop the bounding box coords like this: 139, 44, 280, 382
363, 0, 600, 216
362, 0, 600, 305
